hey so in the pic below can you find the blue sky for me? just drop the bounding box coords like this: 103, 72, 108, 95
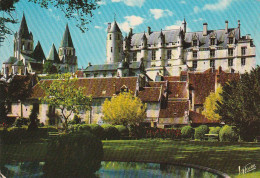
0, 0, 260, 68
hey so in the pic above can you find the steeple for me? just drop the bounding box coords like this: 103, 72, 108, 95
48, 44, 60, 63
60, 24, 74, 48
33, 41, 45, 62
108, 21, 121, 33
18, 13, 31, 39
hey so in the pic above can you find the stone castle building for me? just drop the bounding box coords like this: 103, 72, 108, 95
84, 19, 256, 80
1, 14, 77, 79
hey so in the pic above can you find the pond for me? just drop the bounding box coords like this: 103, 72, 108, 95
1, 161, 222, 177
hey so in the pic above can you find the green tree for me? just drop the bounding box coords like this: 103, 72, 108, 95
40, 73, 92, 132
217, 66, 260, 141
43, 61, 57, 74
0, 82, 8, 124
102, 91, 146, 126
0, 0, 99, 42
202, 85, 223, 121
28, 106, 39, 131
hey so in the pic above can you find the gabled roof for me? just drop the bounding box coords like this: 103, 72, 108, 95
47, 44, 60, 63
168, 82, 188, 99
3, 57, 18, 64
18, 13, 31, 39
13, 60, 24, 66
30, 77, 138, 99
189, 111, 219, 124
138, 87, 161, 102
60, 24, 74, 48
108, 21, 121, 33
159, 101, 189, 119
33, 41, 46, 62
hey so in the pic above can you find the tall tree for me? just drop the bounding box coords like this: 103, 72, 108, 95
217, 66, 260, 141
102, 92, 146, 126
0, 82, 8, 124
202, 85, 223, 121
40, 73, 92, 131
0, 0, 99, 43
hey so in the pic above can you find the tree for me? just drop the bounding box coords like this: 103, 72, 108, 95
202, 85, 223, 121
217, 66, 260, 141
0, 0, 99, 43
102, 92, 146, 126
0, 82, 8, 124
28, 106, 39, 131
40, 73, 92, 132
43, 61, 57, 74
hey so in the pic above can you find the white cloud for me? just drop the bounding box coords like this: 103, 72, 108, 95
94, 26, 103, 29
194, 6, 199, 13
111, 0, 145, 7
97, 0, 107, 5
193, 18, 203, 22
150, 9, 173, 20
118, 15, 144, 33
165, 20, 191, 32
203, 0, 233, 11
98, 11, 102, 14
180, 0, 186, 4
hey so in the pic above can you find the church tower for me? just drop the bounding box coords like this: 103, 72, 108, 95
58, 24, 77, 73
14, 13, 34, 60
106, 21, 123, 64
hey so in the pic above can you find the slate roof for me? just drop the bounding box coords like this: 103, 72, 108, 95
3, 57, 18, 64
189, 111, 219, 124
30, 77, 138, 99
29, 62, 43, 72
159, 101, 189, 118
60, 24, 74, 48
33, 41, 46, 62
85, 61, 142, 72
18, 13, 32, 39
108, 21, 121, 33
138, 87, 161, 102
47, 44, 60, 63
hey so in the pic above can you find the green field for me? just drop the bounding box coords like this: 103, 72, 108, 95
1, 140, 259, 177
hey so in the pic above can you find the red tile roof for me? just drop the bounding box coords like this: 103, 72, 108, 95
189, 111, 219, 124
168, 81, 188, 99
159, 101, 189, 118
30, 77, 138, 99
163, 76, 180, 81
138, 87, 161, 102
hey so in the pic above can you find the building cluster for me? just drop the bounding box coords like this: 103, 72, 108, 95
0, 14, 256, 127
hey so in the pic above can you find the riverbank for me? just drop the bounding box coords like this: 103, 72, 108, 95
1, 140, 259, 177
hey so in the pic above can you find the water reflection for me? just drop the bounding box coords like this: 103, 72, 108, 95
1, 161, 220, 178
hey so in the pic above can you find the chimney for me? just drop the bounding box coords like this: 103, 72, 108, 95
147, 26, 151, 35
107, 23, 111, 32
225, 20, 228, 34
238, 20, 241, 38
88, 62, 92, 67
203, 23, 207, 36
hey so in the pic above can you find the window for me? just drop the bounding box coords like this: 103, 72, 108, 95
151, 64, 156, 67
152, 50, 156, 60
109, 34, 112, 40
193, 40, 197, 46
167, 50, 172, 59
241, 58, 246, 66
210, 38, 215, 45
103, 73, 107, 77
111, 47, 113, 53
33, 103, 39, 113
133, 52, 137, 61
228, 48, 233, 56
193, 51, 197, 58
192, 61, 197, 69
48, 106, 55, 116
210, 60, 215, 68
94, 73, 98, 77
210, 49, 215, 57
241, 47, 246, 55
228, 59, 233, 67
228, 37, 233, 44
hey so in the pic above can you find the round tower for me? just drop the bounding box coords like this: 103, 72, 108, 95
106, 21, 123, 64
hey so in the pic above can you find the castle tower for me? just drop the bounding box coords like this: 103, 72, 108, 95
106, 21, 123, 64
14, 13, 34, 60
59, 24, 77, 73
140, 32, 148, 66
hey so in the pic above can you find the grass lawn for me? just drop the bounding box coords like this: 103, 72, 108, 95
1, 139, 259, 177
102, 140, 260, 177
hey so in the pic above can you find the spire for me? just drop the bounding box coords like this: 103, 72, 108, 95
60, 24, 74, 48
33, 41, 46, 62
48, 44, 60, 63
108, 21, 121, 33
159, 29, 164, 38
141, 31, 147, 40
18, 13, 31, 39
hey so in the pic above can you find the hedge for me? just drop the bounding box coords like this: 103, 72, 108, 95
115, 125, 129, 138
181, 126, 194, 139
219, 125, 238, 142
102, 124, 120, 140
194, 125, 209, 140
88, 124, 104, 139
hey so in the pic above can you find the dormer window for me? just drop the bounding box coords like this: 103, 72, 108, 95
241, 47, 246, 55
121, 85, 129, 92
228, 37, 233, 44
193, 40, 197, 46
210, 38, 215, 45
193, 51, 197, 58
210, 49, 215, 57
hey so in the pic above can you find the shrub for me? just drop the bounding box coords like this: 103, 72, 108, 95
43, 131, 103, 177
208, 127, 221, 141
115, 125, 129, 138
181, 126, 194, 139
68, 115, 81, 125
28, 107, 39, 131
88, 124, 104, 139
194, 125, 209, 140
102, 124, 120, 140
129, 124, 146, 139
219, 125, 238, 142
14, 118, 29, 127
